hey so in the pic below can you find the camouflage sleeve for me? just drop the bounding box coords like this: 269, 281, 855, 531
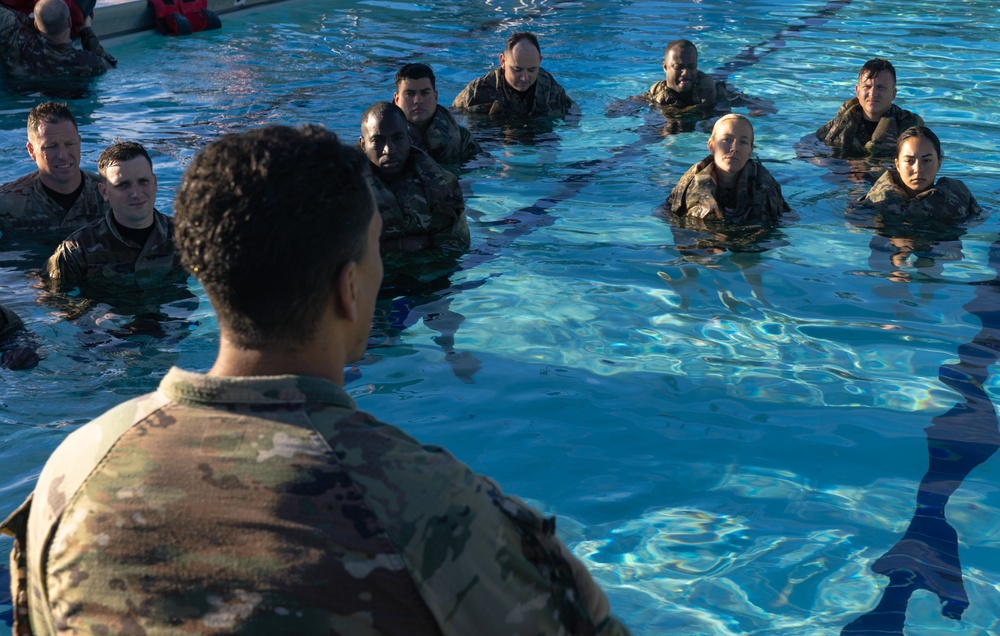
0, 495, 33, 636
45, 238, 87, 286
429, 173, 470, 252
78, 26, 117, 69
459, 126, 483, 162
698, 71, 717, 104
451, 75, 496, 115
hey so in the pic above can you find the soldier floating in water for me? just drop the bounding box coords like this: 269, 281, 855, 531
393, 62, 484, 170
0, 0, 116, 81
452, 31, 574, 121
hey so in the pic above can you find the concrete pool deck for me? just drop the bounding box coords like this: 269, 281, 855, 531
92, 0, 292, 39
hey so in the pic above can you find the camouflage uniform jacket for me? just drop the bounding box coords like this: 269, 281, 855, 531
645, 71, 718, 108
815, 98, 924, 158
0, 169, 107, 233
664, 155, 790, 225
0, 367, 632, 635
45, 208, 182, 289
408, 105, 483, 167
0, 6, 116, 78
860, 169, 981, 222
367, 148, 471, 253
451, 68, 573, 119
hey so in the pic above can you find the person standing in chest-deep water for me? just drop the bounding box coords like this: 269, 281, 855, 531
645, 39, 719, 108
393, 62, 483, 168
816, 58, 924, 158
45, 141, 183, 291
0, 123, 631, 636
359, 101, 470, 254
451, 31, 574, 120
662, 113, 790, 225
0, 0, 116, 80
0, 101, 108, 236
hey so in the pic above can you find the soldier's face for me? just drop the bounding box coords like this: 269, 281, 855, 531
895, 135, 940, 195
394, 78, 438, 128
360, 112, 410, 179
663, 47, 698, 94
26, 120, 81, 189
855, 70, 896, 121
708, 118, 754, 179
98, 156, 158, 229
500, 41, 541, 92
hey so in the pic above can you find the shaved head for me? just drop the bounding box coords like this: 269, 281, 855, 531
34, 0, 70, 35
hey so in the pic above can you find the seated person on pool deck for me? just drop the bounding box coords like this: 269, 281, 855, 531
646, 38, 720, 108
816, 58, 923, 159
452, 31, 574, 120
859, 126, 980, 221
0, 123, 631, 636
661, 113, 790, 225
0, 101, 107, 235
45, 141, 183, 290
393, 62, 483, 167
0, 0, 116, 80
360, 101, 470, 253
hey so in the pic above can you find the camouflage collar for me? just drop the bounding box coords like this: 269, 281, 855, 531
159, 366, 358, 408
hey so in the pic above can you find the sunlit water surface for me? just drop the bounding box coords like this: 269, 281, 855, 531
1, 1, 999, 634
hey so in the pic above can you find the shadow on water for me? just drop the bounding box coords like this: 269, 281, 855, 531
841, 233, 1000, 635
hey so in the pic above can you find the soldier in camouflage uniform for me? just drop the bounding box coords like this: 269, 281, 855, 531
0, 0, 116, 80
663, 114, 789, 225
0, 101, 107, 235
860, 126, 980, 221
0, 124, 630, 635
645, 39, 721, 109
816, 58, 923, 158
45, 141, 183, 290
452, 31, 573, 120
393, 62, 483, 167
360, 101, 470, 253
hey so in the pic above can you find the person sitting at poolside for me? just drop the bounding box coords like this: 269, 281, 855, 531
45, 141, 183, 291
393, 62, 483, 167
0, 0, 116, 80
359, 101, 470, 253
0, 101, 107, 235
661, 113, 790, 224
0, 123, 631, 635
646, 39, 720, 108
452, 31, 574, 120
816, 58, 923, 158
859, 126, 980, 221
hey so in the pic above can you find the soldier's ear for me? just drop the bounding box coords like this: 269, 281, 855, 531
336, 260, 360, 323
25, 140, 36, 161
97, 181, 110, 203
499, 53, 505, 69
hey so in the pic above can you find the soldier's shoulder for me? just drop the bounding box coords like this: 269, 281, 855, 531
0, 171, 40, 196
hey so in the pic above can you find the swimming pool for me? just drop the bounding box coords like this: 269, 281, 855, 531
2, 0, 999, 633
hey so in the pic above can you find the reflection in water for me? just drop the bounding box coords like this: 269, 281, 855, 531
841, 237, 1000, 634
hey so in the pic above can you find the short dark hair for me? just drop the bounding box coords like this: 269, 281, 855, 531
27, 102, 77, 142
858, 58, 896, 84
360, 101, 406, 133
173, 125, 375, 348
395, 63, 436, 91
506, 32, 540, 55
664, 38, 696, 59
97, 141, 153, 179
897, 125, 943, 161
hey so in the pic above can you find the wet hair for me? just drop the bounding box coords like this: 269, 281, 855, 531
34, 0, 69, 35
506, 32, 540, 55
360, 101, 406, 134
897, 125, 943, 161
858, 58, 896, 84
97, 141, 153, 179
173, 124, 374, 348
664, 38, 697, 59
395, 63, 436, 91
709, 113, 754, 145
27, 102, 77, 142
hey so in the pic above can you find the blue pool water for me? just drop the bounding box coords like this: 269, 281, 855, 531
2, 0, 999, 633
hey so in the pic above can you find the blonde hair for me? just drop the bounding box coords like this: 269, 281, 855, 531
708, 114, 754, 146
